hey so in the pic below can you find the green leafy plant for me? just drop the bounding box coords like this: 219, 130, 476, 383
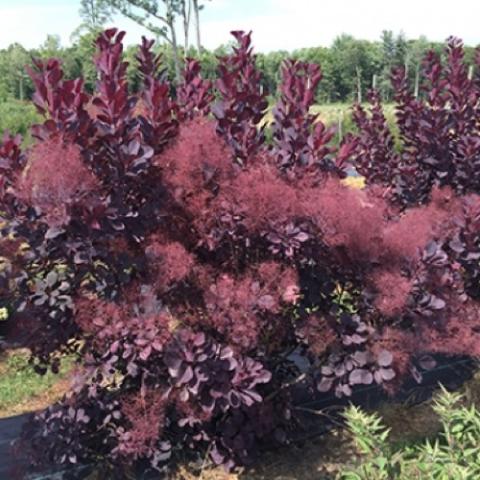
0, 100, 41, 142
340, 387, 480, 480
339, 405, 403, 479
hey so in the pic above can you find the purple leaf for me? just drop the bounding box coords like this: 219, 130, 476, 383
139, 345, 152, 361
352, 351, 369, 366
379, 368, 395, 381
341, 384, 352, 396
377, 350, 393, 367
418, 355, 437, 370
257, 295, 276, 310
178, 365, 194, 385
317, 377, 334, 392
411, 365, 423, 384
210, 445, 225, 465
349, 368, 373, 385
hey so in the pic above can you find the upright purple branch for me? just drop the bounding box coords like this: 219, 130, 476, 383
212, 31, 268, 165
177, 58, 214, 119
271, 59, 335, 176
0, 132, 25, 211
90, 29, 156, 181
136, 36, 178, 155
351, 89, 400, 187
444, 38, 480, 191
26, 58, 90, 141
93, 29, 133, 133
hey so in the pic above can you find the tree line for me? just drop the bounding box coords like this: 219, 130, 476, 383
0, 0, 478, 105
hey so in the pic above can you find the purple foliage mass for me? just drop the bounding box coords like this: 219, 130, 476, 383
2, 30, 480, 478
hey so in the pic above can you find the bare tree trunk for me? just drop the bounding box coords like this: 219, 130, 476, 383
414, 64, 420, 98
356, 66, 362, 104
193, 0, 201, 51
404, 53, 409, 78
372, 73, 377, 90
164, 1, 182, 84
19, 75, 24, 101
182, 0, 191, 53
169, 21, 182, 83
338, 110, 344, 142
468, 64, 474, 80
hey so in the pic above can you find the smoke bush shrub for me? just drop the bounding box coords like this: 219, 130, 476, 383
2, 29, 480, 477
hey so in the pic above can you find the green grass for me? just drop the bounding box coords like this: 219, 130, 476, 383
0, 99, 41, 146
312, 102, 397, 135
0, 349, 73, 415
0, 99, 399, 150
263, 102, 398, 145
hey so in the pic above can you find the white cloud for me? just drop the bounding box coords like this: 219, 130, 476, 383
0, 3, 78, 48
200, 0, 480, 51
0, 0, 479, 51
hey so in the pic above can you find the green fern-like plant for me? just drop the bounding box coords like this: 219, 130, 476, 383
339, 386, 480, 480
339, 404, 404, 480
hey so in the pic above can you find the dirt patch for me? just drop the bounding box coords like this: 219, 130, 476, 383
0, 376, 70, 418
175, 429, 355, 480
0, 348, 72, 418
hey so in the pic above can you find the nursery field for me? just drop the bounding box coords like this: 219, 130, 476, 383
0, 99, 370, 142
265, 102, 397, 139
0, 97, 399, 150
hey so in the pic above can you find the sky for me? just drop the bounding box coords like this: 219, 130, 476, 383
0, 0, 479, 52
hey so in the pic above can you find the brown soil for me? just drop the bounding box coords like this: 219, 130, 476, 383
175, 429, 355, 480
